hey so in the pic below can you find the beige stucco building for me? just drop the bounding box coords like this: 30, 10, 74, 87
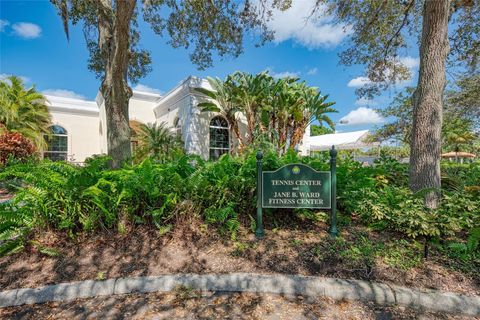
44, 76, 310, 163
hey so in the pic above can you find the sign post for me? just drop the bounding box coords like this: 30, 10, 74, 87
255, 151, 265, 239
329, 146, 338, 237
255, 146, 338, 239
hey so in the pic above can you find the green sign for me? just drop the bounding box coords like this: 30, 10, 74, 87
255, 147, 338, 239
262, 164, 331, 209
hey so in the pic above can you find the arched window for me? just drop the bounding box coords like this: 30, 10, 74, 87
209, 116, 229, 160
44, 125, 68, 161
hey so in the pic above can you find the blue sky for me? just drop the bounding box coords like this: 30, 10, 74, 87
0, 0, 420, 132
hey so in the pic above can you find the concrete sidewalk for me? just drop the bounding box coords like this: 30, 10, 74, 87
1, 273, 479, 316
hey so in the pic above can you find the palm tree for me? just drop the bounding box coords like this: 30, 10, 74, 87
268, 79, 336, 152
135, 122, 182, 163
290, 86, 336, 147
195, 76, 245, 148
442, 116, 477, 162
196, 72, 336, 155
268, 77, 298, 151
0, 76, 52, 149
230, 71, 271, 142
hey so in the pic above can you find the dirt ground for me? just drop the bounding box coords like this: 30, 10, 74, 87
0, 290, 475, 320
1, 222, 478, 295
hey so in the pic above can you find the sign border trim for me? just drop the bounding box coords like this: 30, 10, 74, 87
261, 163, 332, 209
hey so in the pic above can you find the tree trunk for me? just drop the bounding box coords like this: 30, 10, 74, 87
230, 118, 244, 150
290, 120, 308, 149
409, 0, 450, 209
98, 0, 136, 168
278, 119, 287, 153
246, 104, 256, 143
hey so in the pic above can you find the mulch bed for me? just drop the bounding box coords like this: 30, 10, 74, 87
1, 220, 478, 296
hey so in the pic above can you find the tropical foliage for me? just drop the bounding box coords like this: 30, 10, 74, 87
446, 73, 480, 125
310, 124, 334, 136
0, 131, 36, 166
0, 75, 52, 149
372, 87, 415, 144
442, 117, 478, 153
303, 0, 478, 209
196, 71, 336, 154
338, 155, 479, 239
1, 151, 478, 259
372, 87, 479, 153
133, 122, 183, 163
50, 0, 276, 167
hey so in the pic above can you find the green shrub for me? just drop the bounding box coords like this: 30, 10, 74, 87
442, 228, 480, 273
341, 236, 382, 268
0, 131, 37, 166
0, 156, 192, 254
382, 239, 422, 271
337, 156, 479, 239
1, 151, 478, 257
0, 153, 258, 254
205, 205, 240, 240
441, 161, 480, 188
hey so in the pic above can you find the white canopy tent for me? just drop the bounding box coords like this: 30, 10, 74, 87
308, 130, 379, 152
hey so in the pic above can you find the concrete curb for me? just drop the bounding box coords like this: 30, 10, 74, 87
1, 273, 479, 316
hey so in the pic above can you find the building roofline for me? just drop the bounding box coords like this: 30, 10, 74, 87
131, 90, 162, 102
45, 95, 99, 115
155, 76, 196, 105
45, 94, 97, 106
152, 76, 212, 115
95, 90, 162, 106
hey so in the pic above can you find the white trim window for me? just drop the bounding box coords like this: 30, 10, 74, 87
44, 125, 68, 161
209, 116, 229, 160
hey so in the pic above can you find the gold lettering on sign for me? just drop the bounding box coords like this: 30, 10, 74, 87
268, 198, 296, 205
271, 180, 321, 186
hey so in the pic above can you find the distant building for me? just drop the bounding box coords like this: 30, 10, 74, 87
441, 151, 476, 163
307, 130, 379, 151
44, 76, 312, 162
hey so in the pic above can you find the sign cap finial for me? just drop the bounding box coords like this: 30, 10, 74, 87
330, 145, 337, 156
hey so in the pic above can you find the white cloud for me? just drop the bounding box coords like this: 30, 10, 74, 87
258, 0, 351, 49
133, 84, 162, 95
355, 97, 377, 107
306, 67, 318, 75
271, 71, 300, 79
348, 56, 419, 89
399, 56, 419, 69
12, 22, 41, 39
264, 67, 300, 79
339, 107, 384, 125
347, 76, 372, 88
43, 89, 86, 100
396, 56, 420, 86
0, 73, 30, 83
0, 19, 9, 32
